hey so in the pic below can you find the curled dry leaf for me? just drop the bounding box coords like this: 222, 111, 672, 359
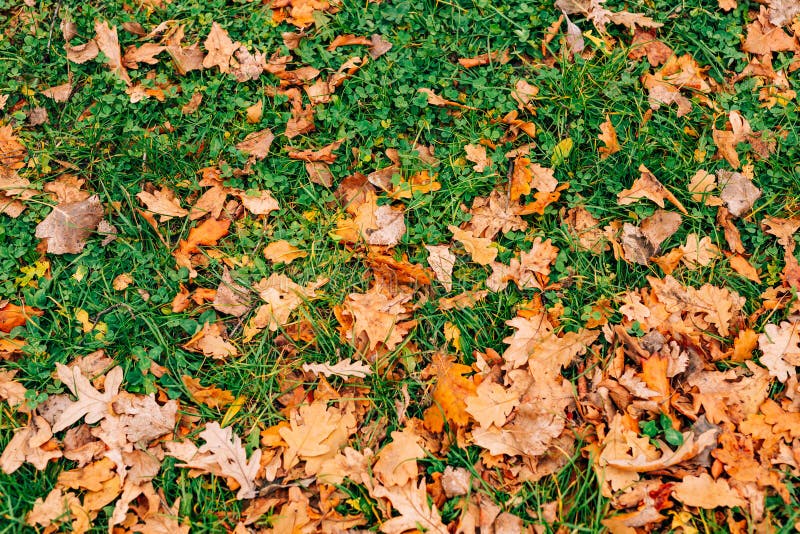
136, 187, 188, 221
425, 244, 456, 292
718, 171, 761, 218
213, 268, 251, 317
182, 375, 235, 409
618, 165, 687, 214
598, 116, 621, 158
449, 225, 497, 265
95, 21, 130, 85
35, 195, 104, 255
203, 22, 239, 73
759, 321, 800, 382
464, 144, 492, 172
302, 358, 372, 379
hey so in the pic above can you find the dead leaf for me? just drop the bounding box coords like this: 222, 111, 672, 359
183, 322, 238, 359
458, 50, 510, 68
0, 416, 62, 473
181, 92, 203, 114
203, 22, 239, 73
618, 165, 687, 214
598, 116, 621, 158
671, 473, 746, 508
373, 427, 426, 487
236, 128, 275, 160
449, 225, 497, 265
369, 34, 393, 59
263, 240, 307, 264
213, 268, 251, 317
41, 81, 73, 102
112, 274, 133, 291
237, 189, 279, 216
464, 144, 492, 172
136, 187, 188, 221
52, 364, 123, 433
680, 233, 720, 268
425, 244, 456, 291
95, 21, 130, 85
35, 196, 104, 255
759, 321, 800, 382
372, 480, 447, 534
302, 358, 372, 379
182, 375, 235, 409
719, 171, 761, 218
245, 100, 262, 123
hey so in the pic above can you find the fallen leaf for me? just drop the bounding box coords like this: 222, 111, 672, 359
183, 322, 238, 359
369, 34, 393, 59
213, 268, 251, 317
759, 321, 800, 382
35, 196, 104, 254
680, 233, 720, 268
181, 92, 203, 114
0, 416, 62, 473
719, 171, 761, 218
203, 22, 239, 73
373, 427, 426, 487
236, 129, 275, 160
449, 225, 497, 265
458, 49, 510, 68
425, 244, 456, 291
618, 165, 687, 214
245, 100, 263, 124
465, 144, 492, 172
263, 240, 307, 264
372, 481, 447, 534
182, 375, 235, 409
671, 473, 746, 508
598, 116, 621, 158
237, 189, 279, 216
52, 364, 123, 433
136, 187, 188, 221
112, 273, 133, 291
95, 21, 130, 85
302, 358, 372, 379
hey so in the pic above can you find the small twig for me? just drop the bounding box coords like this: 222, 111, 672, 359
90, 303, 135, 331
43, 0, 64, 64
505, 157, 516, 205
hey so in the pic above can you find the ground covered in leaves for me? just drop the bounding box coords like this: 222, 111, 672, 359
1, 0, 800, 532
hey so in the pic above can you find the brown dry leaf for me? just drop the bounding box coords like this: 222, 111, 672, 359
458, 50, 510, 68
136, 187, 188, 221
278, 400, 356, 474
0, 416, 62, 473
502, 314, 598, 372
719, 171, 761, 218
327, 34, 372, 50
449, 225, 497, 265
95, 21, 130, 85
122, 43, 164, 69
372, 481, 447, 534
263, 240, 307, 264
618, 165, 687, 214
424, 353, 476, 429
181, 91, 203, 114
762, 215, 800, 249
680, 233, 720, 268
687, 169, 722, 205
334, 191, 406, 247
235, 128, 275, 160
598, 116, 621, 158
175, 422, 261, 499
417, 88, 473, 109
245, 100, 262, 124
165, 26, 205, 75
26, 488, 86, 532
511, 79, 538, 112
285, 105, 315, 139
52, 364, 123, 433
369, 34, 393, 59
237, 189, 279, 216
425, 244, 456, 292
306, 162, 333, 187
743, 7, 797, 55
438, 290, 489, 311
641, 54, 711, 117
759, 321, 800, 382
717, 206, 744, 253
302, 358, 372, 379
628, 28, 673, 66
35, 195, 104, 255
287, 138, 344, 163
245, 274, 326, 336
464, 144, 492, 172
189, 185, 227, 221
183, 322, 238, 359
230, 47, 266, 82
338, 286, 412, 352
213, 268, 251, 317
729, 254, 761, 282
66, 40, 99, 64
203, 22, 239, 73
712, 111, 776, 169
564, 206, 608, 253
0, 370, 27, 407
464, 380, 520, 428
466, 190, 527, 239
182, 375, 235, 409
373, 427, 426, 486
41, 81, 73, 102
671, 474, 746, 509
112, 273, 133, 291
43, 175, 89, 204
555, 0, 662, 31
0, 126, 26, 170
174, 217, 231, 274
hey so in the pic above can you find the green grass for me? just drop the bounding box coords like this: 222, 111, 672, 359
2, 0, 800, 531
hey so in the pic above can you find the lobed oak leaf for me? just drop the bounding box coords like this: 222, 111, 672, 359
338, 286, 412, 352
301, 358, 372, 379
598, 116, 621, 158
237, 188, 279, 216
464, 143, 492, 172
202, 22, 239, 73
372, 480, 447, 534
424, 352, 476, 429
52, 364, 123, 433
182, 375, 236, 409
449, 225, 497, 265
193, 422, 261, 499
373, 427, 426, 487
759, 321, 800, 382
136, 188, 188, 221
245, 274, 326, 336
0, 416, 62, 473
679, 233, 720, 268
122, 43, 164, 69
465, 380, 520, 428
743, 8, 796, 55
0, 370, 27, 407
465, 190, 527, 239
183, 322, 238, 359
671, 473, 746, 509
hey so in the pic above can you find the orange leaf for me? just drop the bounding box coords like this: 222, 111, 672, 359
0, 302, 42, 333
